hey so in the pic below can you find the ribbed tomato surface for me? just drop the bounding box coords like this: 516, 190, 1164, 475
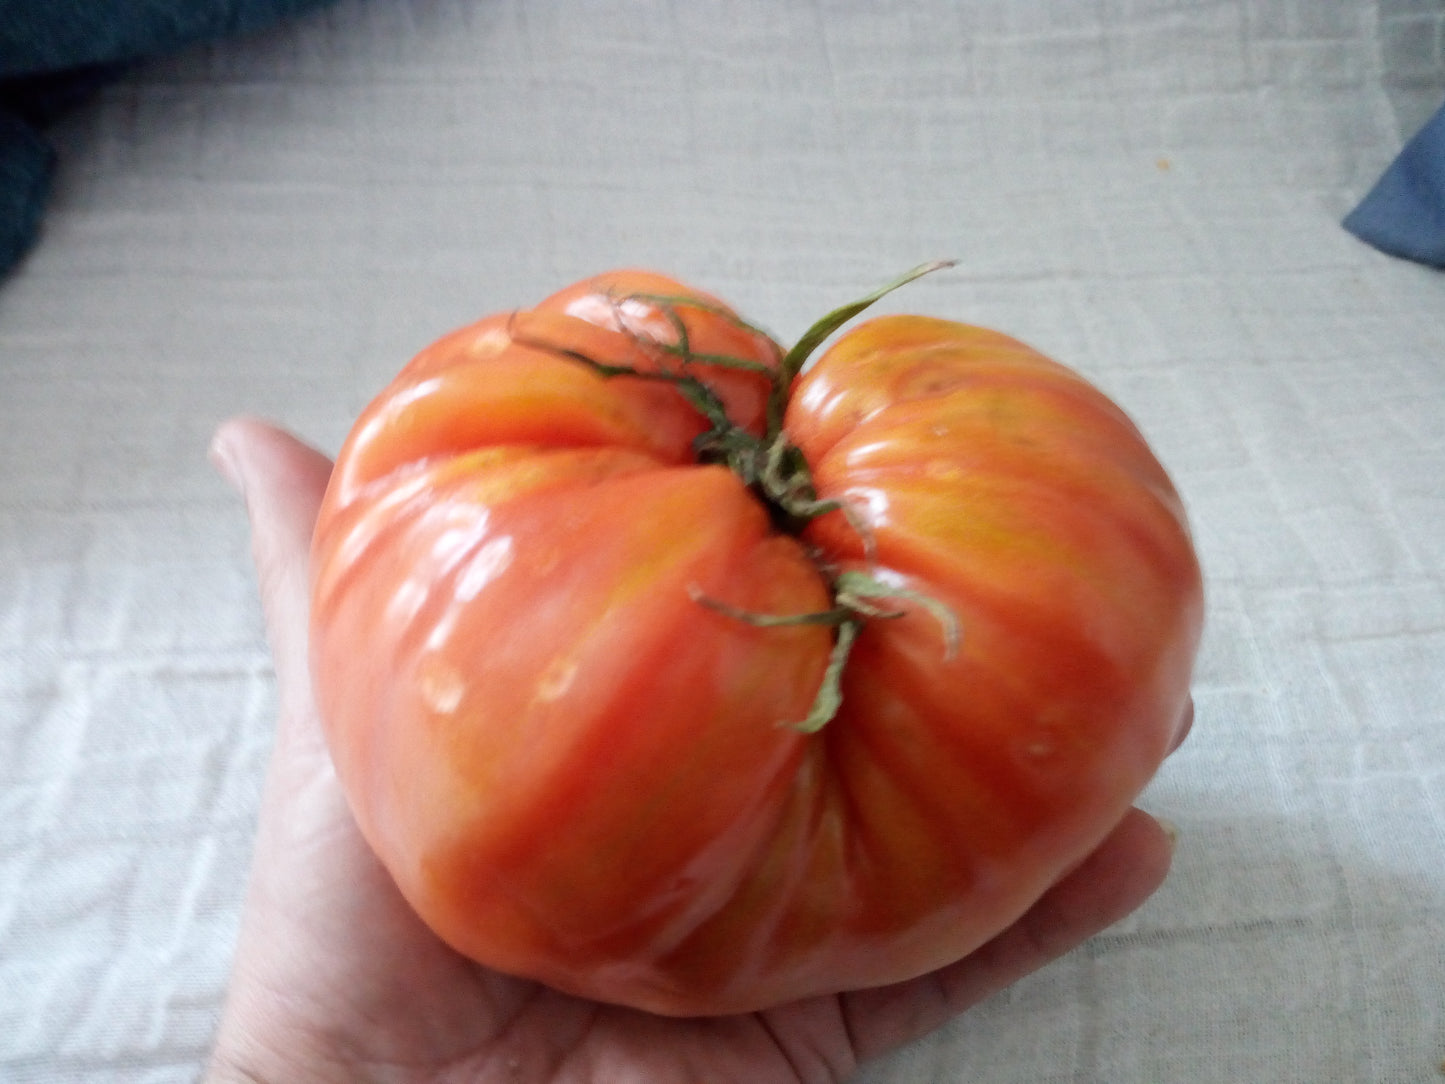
309, 270, 1202, 1015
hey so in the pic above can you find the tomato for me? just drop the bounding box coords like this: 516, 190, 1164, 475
309, 267, 1203, 1016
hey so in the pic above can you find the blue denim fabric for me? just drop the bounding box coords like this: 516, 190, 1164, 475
1344, 102, 1445, 270
0, 0, 340, 276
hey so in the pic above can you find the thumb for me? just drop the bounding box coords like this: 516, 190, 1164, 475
210, 417, 335, 715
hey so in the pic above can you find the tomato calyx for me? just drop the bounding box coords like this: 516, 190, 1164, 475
509, 261, 958, 733
690, 570, 959, 733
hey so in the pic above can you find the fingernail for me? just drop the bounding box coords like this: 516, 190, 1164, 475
208, 430, 247, 498
1157, 817, 1180, 852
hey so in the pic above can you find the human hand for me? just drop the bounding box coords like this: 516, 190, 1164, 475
205, 417, 1184, 1084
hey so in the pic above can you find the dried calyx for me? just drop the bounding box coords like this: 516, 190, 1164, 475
512, 261, 959, 732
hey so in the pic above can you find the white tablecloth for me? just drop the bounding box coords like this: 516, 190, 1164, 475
2, 2, 1442, 1080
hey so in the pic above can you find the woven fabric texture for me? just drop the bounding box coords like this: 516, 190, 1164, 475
1, 2, 1442, 1081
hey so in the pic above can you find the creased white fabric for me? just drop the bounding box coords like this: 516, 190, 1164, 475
1, 2, 1442, 1080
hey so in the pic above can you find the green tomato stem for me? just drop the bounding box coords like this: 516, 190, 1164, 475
512, 265, 959, 733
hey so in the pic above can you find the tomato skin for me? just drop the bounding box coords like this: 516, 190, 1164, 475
310, 273, 1203, 1015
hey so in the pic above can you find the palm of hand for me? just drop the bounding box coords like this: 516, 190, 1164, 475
206, 419, 1176, 1084
218, 706, 865, 1083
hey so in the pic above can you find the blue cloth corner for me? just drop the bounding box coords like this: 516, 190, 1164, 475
0, 0, 341, 279
0, 109, 54, 273
1344, 101, 1445, 270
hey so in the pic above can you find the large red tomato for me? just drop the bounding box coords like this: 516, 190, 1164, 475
309, 267, 1203, 1016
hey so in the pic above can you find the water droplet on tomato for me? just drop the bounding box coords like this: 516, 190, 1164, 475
420, 659, 465, 715
535, 656, 579, 702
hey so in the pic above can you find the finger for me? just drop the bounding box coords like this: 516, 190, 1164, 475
210, 416, 334, 715
841, 807, 1175, 1062
1170, 695, 1195, 753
